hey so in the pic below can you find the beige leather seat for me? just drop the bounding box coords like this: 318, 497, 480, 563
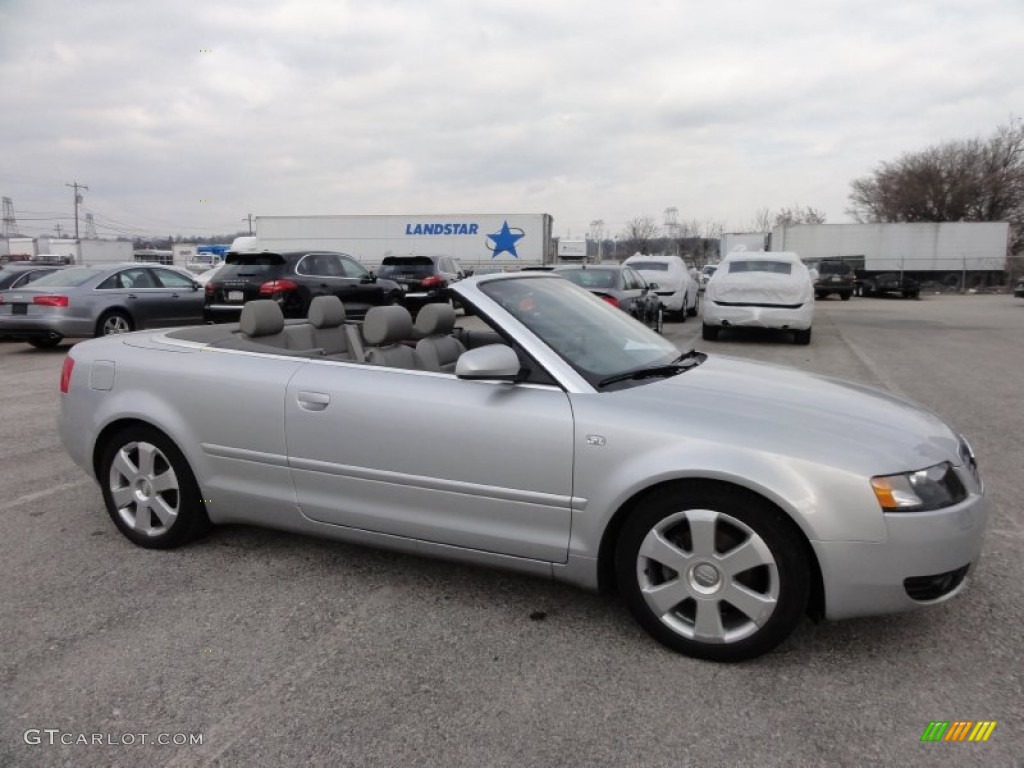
363, 305, 421, 369
414, 303, 465, 373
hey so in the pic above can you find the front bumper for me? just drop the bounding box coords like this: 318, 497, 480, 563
702, 301, 812, 330
813, 493, 989, 620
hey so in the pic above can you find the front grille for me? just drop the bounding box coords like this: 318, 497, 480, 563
904, 565, 969, 601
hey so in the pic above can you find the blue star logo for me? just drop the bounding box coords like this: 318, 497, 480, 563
485, 220, 525, 258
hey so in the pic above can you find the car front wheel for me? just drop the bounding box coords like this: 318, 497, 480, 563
615, 484, 809, 662
98, 426, 211, 549
702, 323, 719, 341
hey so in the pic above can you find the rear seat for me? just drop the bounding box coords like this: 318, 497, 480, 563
215, 300, 324, 355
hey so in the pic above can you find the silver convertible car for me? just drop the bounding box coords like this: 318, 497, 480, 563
57, 273, 988, 661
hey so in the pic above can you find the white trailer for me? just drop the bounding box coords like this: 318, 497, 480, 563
49, 239, 134, 265
251, 213, 554, 271
771, 222, 1009, 289
8, 237, 37, 259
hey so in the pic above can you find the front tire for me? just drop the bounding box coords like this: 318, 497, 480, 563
98, 426, 211, 549
615, 484, 809, 662
687, 292, 699, 317
702, 323, 719, 341
794, 328, 812, 345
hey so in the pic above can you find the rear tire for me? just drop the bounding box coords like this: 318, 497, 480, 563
840, 292, 851, 301
794, 328, 811, 345
614, 483, 810, 662
687, 292, 699, 317
702, 323, 719, 341
98, 425, 211, 549
96, 310, 134, 337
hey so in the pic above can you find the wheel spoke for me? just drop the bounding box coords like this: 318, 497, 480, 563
111, 450, 137, 481
641, 578, 690, 617
693, 599, 726, 642
639, 529, 692, 572
718, 536, 774, 577
110, 485, 134, 509
136, 443, 157, 478
150, 495, 178, 527
687, 510, 718, 557
723, 582, 776, 626
150, 469, 178, 494
133, 502, 152, 534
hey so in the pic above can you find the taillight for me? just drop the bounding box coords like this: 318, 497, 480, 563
259, 279, 298, 295
60, 356, 74, 393
601, 295, 620, 308
421, 275, 444, 288
33, 295, 69, 307
204, 282, 215, 295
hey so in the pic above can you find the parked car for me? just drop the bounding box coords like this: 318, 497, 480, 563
204, 251, 402, 323
375, 255, 466, 314
0, 264, 65, 291
554, 264, 663, 332
0, 263, 204, 348
58, 272, 988, 662
857, 272, 921, 298
813, 260, 856, 300
1014, 277, 1024, 298
699, 264, 717, 292
623, 253, 699, 319
195, 265, 223, 286
703, 252, 814, 344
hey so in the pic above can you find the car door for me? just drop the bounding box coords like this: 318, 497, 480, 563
152, 268, 204, 325
284, 362, 575, 563
336, 254, 388, 315
97, 267, 172, 328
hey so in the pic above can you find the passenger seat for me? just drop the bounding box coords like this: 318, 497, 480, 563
414, 303, 466, 373
363, 305, 421, 369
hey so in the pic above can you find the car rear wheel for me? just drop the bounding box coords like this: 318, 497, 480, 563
687, 293, 699, 317
98, 426, 211, 549
702, 323, 719, 341
96, 310, 134, 336
615, 484, 809, 662
794, 328, 811, 345
840, 292, 851, 301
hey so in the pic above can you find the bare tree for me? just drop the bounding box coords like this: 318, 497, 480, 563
773, 205, 827, 226
848, 118, 1024, 252
749, 207, 774, 232
620, 215, 660, 258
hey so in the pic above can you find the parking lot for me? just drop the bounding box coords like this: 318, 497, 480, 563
1, 294, 1022, 766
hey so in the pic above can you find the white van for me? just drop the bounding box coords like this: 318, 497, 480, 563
622, 254, 699, 319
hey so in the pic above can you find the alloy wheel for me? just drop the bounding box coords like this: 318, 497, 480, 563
108, 441, 180, 536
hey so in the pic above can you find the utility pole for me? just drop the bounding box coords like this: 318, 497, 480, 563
242, 213, 254, 235
55, 223, 63, 237
65, 182, 88, 239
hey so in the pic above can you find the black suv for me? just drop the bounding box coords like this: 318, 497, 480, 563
814, 260, 855, 300
860, 272, 920, 299
375, 255, 465, 314
204, 251, 402, 323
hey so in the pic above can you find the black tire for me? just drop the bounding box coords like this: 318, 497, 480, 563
702, 323, 719, 341
95, 310, 134, 337
614, 483, 810, 662
98, 425, 211, 549
794, 328, 811, 345
652, 306, 664, 334
839, 292, 851, 301
28, 337, 62, 349
687, 293, 699, 317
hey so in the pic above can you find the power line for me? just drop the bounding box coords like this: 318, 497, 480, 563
65, 181, 88, 239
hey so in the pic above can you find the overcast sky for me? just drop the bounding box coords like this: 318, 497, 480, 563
1, 0, 1022, 241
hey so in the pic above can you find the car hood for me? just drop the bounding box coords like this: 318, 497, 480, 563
611, 355, 961, 475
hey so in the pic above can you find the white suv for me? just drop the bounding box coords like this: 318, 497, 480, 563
623, 254, 699, 320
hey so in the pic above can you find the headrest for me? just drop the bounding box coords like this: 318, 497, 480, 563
308, 295, 346, 328
414, 302, 456, 336
240, 300, 284, 337
363, 305, 413, 345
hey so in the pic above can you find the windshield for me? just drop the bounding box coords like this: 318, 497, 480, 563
558, 268, 616, 289
23, 267, 98, 288
480, 276, 679, 383
727, 260, 792, 275
628, 261, 670, 271
377, 256, 435, 278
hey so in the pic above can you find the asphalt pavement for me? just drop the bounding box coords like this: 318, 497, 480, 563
1, 294, 1021, 767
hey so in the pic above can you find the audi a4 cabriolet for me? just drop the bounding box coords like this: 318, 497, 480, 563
58, 273, 987, 661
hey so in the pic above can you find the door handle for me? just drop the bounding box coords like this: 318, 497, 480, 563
127, 294, 138, 300
297, 391, 331, 411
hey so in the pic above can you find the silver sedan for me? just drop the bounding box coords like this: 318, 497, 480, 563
0, 263, 205, 347
57, 274, 988, 661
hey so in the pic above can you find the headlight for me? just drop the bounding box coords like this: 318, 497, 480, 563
870, 462, 967, 512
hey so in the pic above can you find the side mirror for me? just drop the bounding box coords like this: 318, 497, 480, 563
456, 271, 466, 280
648, 282, 659, 291
192, 282, 201, 291
455, 344, 521, 381
361, 272, 376, 284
